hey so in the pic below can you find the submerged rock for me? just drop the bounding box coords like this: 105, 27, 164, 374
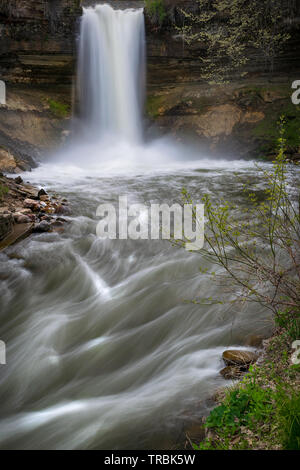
222, 350, 258, 366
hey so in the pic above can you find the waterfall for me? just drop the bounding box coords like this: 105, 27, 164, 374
77, 4, 146, 143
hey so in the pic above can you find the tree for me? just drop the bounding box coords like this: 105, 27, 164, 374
176, 119, 300, 338
177, 0, 293, 83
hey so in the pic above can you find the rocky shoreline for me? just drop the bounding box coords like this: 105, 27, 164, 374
0, 172, 70, 250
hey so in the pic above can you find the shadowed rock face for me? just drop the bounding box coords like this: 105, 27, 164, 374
0, 0, 81, 84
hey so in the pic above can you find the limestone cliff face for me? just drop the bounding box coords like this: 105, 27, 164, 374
0, 1, 79, 172
0, 0, 81, 84
144, 0, 300, 158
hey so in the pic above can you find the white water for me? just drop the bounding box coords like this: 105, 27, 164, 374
77, 4, 145, 142
0, 4, 275, 450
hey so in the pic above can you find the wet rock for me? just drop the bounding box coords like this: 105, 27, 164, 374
220, 366, 245, 380
14, 176, 23, 185
51, 220, 64, 227
23, 187, 39, 199
44, 205, 56, 215
39, 195, 50, 202
23, 198, 40, 211
0, 222, 34, 250
51, 219, 65, 233
38, 188, 47, 199
222, 350, 258, 366
55, 204, 71, 215
33, 220, 51, 233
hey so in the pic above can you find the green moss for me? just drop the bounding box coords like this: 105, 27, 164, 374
146, 96, 162, 119
0, 183, 9, 201
48, 99, 70, 118
145, 0, 167, 23
146, 94, 175, 119
253, 102, 300, 153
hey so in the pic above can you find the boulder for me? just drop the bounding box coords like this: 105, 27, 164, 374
14, 176, 23, 185
33, 220, 51, 233
23, 198, 40, 211
38, 188, 47, 199
220, 366, 245, 380
222, 349, 258, 366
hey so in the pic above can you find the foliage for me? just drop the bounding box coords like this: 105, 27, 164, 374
177, 0, 292, 83
177, 118, 300, 333
145, 0, 167, 24
48, 99, 70, 118
193, 361, 300, 450
253, 102, 300, 155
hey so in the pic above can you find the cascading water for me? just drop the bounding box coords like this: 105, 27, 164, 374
77, 4, 145, 142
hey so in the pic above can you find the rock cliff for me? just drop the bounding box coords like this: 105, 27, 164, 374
0, 0, 300, 172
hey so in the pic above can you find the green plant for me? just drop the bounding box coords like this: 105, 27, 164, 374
176, 118, 300, 331
253, 102, 300, 154
0, 183, 9, 201
48, 99, 70, 118
145, 0, 166, 24
193, 362, 300, 450
277, 385, 300, 449
275, 309, 300, 340
177, 0, 292, 83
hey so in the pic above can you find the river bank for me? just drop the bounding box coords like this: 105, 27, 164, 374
187, 327, 300, 450
0, 172, 70, 250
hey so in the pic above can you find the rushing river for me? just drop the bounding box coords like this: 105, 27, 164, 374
0, 150, 274, 450
0, 4, 274, 449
